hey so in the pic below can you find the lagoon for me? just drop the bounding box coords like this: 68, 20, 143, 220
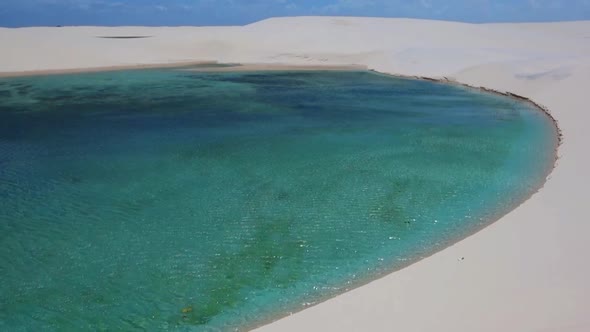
0, 69, 556, 330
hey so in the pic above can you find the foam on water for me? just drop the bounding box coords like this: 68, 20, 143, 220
0, 69, 556, 330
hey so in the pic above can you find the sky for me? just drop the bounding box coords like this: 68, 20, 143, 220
0, 0, 589, 27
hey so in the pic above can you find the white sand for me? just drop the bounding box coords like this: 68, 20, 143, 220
2, 17, 589, 331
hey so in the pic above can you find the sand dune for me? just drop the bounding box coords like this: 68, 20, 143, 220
1, 17, 589, 331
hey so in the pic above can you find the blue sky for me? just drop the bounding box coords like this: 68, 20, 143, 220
1, 0, 589, 27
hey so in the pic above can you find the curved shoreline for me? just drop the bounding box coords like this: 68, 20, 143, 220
1, 18, 588, 331
398, 73, 563, 146
251, 68, 563, 330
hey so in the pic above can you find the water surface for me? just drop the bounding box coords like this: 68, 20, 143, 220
0, 69, 556, 330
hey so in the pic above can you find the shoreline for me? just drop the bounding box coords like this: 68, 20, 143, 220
0, 62, 367, 78
0, 62, 562, 331
238, 67, 562, 331
0, 61, 215, 78
1, 18, 588, 331
182, 63, 368, 72
405, 73, 563, 145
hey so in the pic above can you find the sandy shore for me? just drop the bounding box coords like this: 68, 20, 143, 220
0, 61, 216, 78
2, 17, 589, 331
183, 63, 367, 72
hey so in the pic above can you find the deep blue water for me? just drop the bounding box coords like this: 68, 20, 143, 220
0, 69, 556, 331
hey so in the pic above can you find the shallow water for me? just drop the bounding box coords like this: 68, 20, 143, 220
0, 69, 556, 330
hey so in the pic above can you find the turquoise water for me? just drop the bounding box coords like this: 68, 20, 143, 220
0, 69, 556, 331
